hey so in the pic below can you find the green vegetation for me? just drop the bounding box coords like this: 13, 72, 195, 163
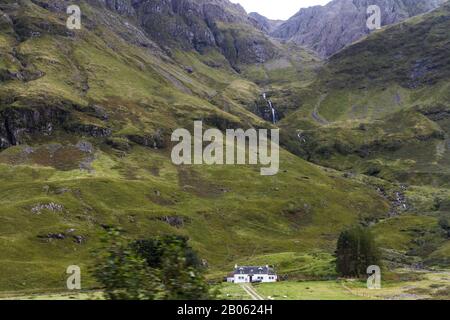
336, 226, 381, 277
0, 143, 388, 292
216, 270, 450, 301
216, 283, 250, 300
93, 229, 164, 300
254, 281, 361, 300
0, 0, 449, 298
0, 1, 387, 291
278, 2, 450, 273
93, 230, 212, 300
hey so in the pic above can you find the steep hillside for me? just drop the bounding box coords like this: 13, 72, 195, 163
279, 2, 450, 269
97, 0, 278, 70
87, 0, 321, 120
249, 12, 283, 34
1, 0, 448, 295
0, 0, 394, 292
272, 0, 445, 57
280, 2, 450, 181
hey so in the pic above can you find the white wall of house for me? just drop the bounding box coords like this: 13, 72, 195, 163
233, 274, 277, 283
252, 274, 277, 283
233, 274, 250, 283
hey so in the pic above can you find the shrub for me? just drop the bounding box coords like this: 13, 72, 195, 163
92, 230, 213, 300
92, 229, 163, 300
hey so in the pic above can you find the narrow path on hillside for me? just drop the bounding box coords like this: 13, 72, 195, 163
311, 93, 329, 125
240, 284, 264, 300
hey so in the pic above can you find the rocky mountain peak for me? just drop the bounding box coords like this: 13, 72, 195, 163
271, 0, 446, 57
94, 0, 277, 69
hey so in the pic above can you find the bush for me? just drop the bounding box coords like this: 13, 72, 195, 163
92, 230, 213, 300
132, 236, 211, 300
92, 229, 163, 300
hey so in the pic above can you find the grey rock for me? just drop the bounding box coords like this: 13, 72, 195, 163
94, 0, 277, 68
249, 12, 283, 34
66, 123, 111, 138
127, 129, 166, 149
156, 215, 191, 228
73, 235, 86, 244
0, 106, 70, 149
31, 202, 64, 214
272, 0, 445, 57
39, 233, 66, 241
76, 141, 94, 154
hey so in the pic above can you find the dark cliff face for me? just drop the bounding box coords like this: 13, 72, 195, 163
94, 0, 277, 68
0, 102, 114, 150
271, 0, 445, 57
0, 105, 69, 149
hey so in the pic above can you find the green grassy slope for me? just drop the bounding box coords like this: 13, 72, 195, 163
280, 2, 450, 122
0, 0, 393, 292
240, 42, 322, 118
0, 145, 389, 291
280, 3, 450, 185
278, 2, 450, 269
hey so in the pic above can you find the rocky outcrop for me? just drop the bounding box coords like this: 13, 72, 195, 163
249, 12, 283, 34
415, 104, 450, 122
156, 215, 191, 228
0, 105, 111, 149
272, 0, 445, 57
66, 123, 111, 138
0, 106, 70, 149
31, 202, 64, 214
92, 0, 277, 68
127, 129, 166, 149
101, 0, 136, 15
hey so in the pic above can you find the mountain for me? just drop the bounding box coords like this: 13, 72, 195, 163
249, 12, 284, 33
0, 0, 449, 294
279, 1, 450, 266
101, 0, 280, 69
281, 0, 450, 182
0, 0, 392, 291
272, 0, 445, 57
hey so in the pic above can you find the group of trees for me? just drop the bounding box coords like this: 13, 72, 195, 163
92, 229, 213, 300
335, 226, 381, 277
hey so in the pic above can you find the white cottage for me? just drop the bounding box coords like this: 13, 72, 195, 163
227, 265, 278, 283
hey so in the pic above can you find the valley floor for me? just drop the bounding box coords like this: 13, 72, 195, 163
219, 270, 450, 300
3, 270, 449, 300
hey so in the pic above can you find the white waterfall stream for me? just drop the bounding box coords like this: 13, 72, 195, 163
262, 93, 277, 124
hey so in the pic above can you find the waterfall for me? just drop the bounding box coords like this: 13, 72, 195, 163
262, 93, 277, 124
268, 100, 276, 124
